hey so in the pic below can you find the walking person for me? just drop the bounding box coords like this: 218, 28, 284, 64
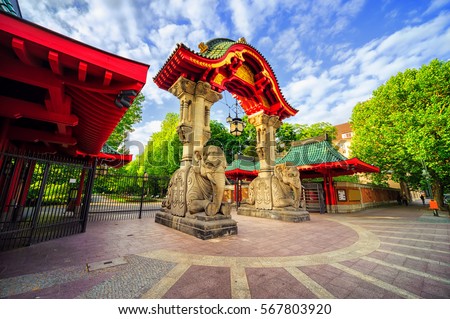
420, 194, 425, 205
402, 194, 408, 206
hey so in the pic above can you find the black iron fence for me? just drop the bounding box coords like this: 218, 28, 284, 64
88, 172, 169, 222
0, 150, 171, 251
0, 151, 94, 251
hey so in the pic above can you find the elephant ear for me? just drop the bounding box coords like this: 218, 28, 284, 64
208, 158, 222, 168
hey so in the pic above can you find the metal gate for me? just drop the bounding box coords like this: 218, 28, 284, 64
0, 149, 173, 250
303, 182, 326, 213
0, 151, 94, 251
88, 172, 169, 222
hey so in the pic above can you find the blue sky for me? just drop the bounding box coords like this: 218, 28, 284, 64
19, 0, 450, 155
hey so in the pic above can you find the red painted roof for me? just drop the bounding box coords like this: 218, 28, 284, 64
0, 12, 149, 162
226, 168, 258, 180
154, 39, 297, 120
297, 157, 380, 178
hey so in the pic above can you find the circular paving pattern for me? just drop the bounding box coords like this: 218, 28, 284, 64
1, 206, 449, 299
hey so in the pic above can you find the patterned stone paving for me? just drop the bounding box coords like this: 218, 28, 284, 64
0, 203, 449, 299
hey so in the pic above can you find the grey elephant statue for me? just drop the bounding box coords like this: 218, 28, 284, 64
162, 145, 230, 217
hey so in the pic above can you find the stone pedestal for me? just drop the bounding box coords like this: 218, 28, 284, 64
155, 210, 238, 240
238, 204, 310, 222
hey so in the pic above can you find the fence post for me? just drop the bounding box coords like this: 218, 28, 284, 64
81, 158, 97, 232
139, 172, 148, 219
28, 161, 50, 246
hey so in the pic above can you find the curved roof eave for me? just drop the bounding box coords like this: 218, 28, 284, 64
153, 39, 298, 120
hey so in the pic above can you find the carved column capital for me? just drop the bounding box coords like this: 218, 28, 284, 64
169, 76, 196, 98
248, 111, 280, 128
195, 81, 222, 104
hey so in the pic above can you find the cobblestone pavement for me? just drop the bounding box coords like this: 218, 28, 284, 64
0, 202, 449, 299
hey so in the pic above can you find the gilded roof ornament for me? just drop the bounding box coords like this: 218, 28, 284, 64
198, 42, 208, 53
237, 37, 247, 44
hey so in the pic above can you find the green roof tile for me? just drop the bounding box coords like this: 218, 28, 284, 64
101, 143, 120, 155
226, 158, 259, 172
276, 141, 347, 165
0, 0, 18, 16
199, 38, 236, 59
226, 140, 346, 173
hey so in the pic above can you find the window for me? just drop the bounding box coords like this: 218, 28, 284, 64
342, 132, 353, 139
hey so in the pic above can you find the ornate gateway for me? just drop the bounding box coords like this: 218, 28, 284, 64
154, 38, 309, 237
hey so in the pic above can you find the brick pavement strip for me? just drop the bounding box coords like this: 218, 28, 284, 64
0, 204, 449, 299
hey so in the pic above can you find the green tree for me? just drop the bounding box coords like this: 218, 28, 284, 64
276, 122, 337, 153
351, 59, 450, 208
208, 117, 258, 162
126, 112, 181, 176
107, 92, 144, 153
296, 122, 337, 141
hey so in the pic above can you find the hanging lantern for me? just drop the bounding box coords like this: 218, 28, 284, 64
227, 99, 245, 136
230, 117, 245, 136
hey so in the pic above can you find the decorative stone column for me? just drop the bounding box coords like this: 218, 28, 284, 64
168, 77, 221, 166
239, 111, 310, 222
246, 111, 281, 209
157, 76, 238, 239
248, 111, 281, 177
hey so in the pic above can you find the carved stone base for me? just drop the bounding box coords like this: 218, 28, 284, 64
237, 205, 310, 222
155, 210, 238, 240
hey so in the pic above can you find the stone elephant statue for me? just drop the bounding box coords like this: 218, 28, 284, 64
272, 163, 301, 208
162, 145, 230, 217
246, 163, 301, 209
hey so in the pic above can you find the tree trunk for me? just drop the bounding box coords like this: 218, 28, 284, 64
431, 179, 444, 209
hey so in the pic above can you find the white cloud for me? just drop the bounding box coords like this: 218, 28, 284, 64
127, 120, 162, 156
227, 0, 280, 41
424, 0, 450, 15
18, 0, 450, 132
284, 11, 450, 126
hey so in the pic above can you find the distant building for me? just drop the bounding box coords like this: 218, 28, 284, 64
333, 122, 354, 157
333, 123, 402, 190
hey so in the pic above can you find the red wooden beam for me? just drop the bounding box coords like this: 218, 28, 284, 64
8, 126, 77, 145
0, 96, 78, 125
48, 51, 62, 75
0, 53, 62, 89
12, 38, 40, 66
78, 61, 88, 82
0, 12, 149, 82
103, 70, 113, 86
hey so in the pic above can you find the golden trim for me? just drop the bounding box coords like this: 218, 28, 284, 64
261, 96, 270, 108
198, 42, 208, 53
235, 64, 255, 84
212, 73, 225, 86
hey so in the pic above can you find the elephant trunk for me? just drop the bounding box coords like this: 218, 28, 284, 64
205, 171, 226, 216
292, 186, 300, 208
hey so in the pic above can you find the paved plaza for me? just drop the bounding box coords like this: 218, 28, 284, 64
0, 201, 449, 299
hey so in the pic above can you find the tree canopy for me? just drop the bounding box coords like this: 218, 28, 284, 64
126, 112, 181, 176
350, 59, 450, 207
276, 122, 337, 153
106, 92, 144, 153
124, 111, 339, 175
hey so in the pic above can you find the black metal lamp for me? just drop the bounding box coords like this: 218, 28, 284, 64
228, 100, 245, 136
226, 113, 233, 124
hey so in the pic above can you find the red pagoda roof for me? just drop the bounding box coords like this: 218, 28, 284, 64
154, 38, 297, 120
0, 12, 149, 164
297, 157, 380, 179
